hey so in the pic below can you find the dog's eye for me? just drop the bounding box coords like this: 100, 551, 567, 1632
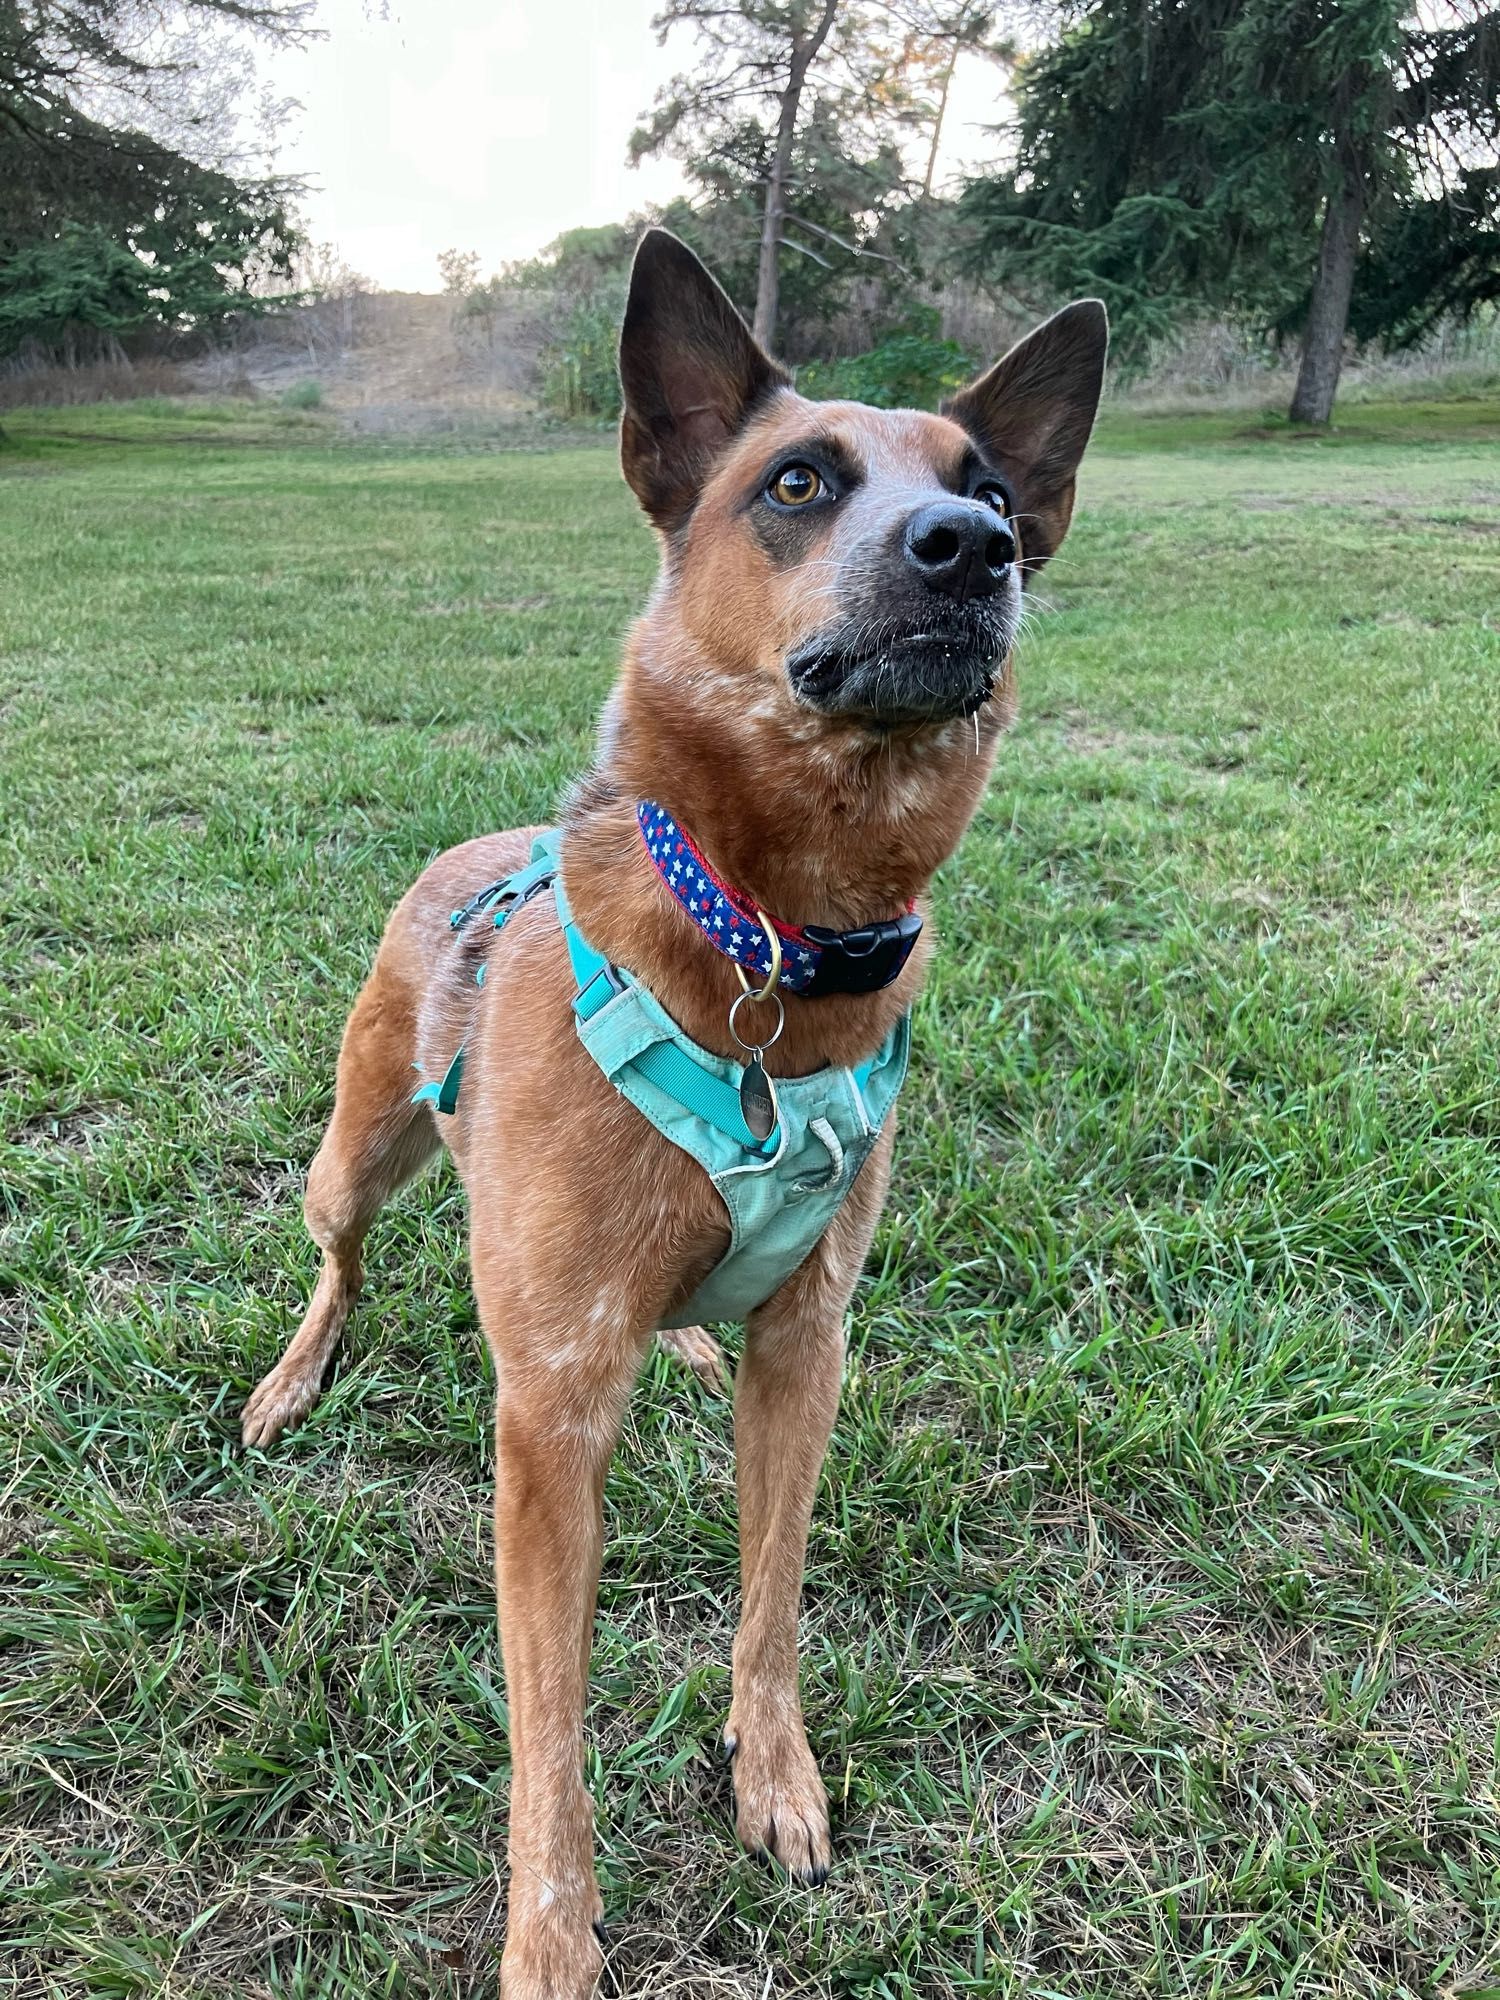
974, 483, 1009, 516
768, 465, 823, 508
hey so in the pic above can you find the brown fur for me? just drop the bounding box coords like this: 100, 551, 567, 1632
241, 231, 1106, 1998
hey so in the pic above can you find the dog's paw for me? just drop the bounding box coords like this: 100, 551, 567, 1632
657, 1323, 731, 1394
500, 1882, 605, 2000
724, 1716, 831, 1885
241, 1363, 322, 1448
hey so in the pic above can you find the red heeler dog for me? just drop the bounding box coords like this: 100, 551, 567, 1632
242, 230, 1107, 1998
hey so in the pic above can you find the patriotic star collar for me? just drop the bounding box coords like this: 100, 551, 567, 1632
636, 799, 922, 999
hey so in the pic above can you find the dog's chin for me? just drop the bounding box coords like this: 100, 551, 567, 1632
786, 628, 1007, 730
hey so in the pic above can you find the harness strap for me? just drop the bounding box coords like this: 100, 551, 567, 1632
415, 833, 882, 1154
555, 856, 778, 1154
411, 1044, 466, 1115
412, 851, 559, 1115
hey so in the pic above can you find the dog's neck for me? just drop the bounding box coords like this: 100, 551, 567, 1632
626, 615, 1016, 918
561, 637, 1016, 1075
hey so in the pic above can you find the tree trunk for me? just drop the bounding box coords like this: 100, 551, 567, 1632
753, 0, 839, 351
922, 37, 961, 199
753, 75, 800, 350
1289, 159, 1365, 425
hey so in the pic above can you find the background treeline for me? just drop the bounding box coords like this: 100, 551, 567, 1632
2, 1, 1497, 424
0, 2, 307, 353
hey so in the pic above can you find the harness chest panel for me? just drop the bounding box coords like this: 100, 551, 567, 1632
414, 831, 909, 1329
568, 930, 908, 1329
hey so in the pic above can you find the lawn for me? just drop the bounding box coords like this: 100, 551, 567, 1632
4, 392, 1500, 2000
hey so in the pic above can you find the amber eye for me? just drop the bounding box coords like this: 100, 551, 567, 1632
768, 464, 823, 507
975, 482, 1008, 516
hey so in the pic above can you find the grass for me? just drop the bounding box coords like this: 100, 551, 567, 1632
3, 392, 1500, 1999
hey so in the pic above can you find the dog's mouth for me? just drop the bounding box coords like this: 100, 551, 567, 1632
786, 612, 1011, 727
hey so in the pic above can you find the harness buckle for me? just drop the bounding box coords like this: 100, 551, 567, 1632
450, 861, 560, 934
492, 871, 557, 932
572, 959, 624, 1024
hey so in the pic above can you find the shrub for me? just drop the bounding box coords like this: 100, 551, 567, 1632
540, 292, 625, 420
798, 331, 976, 410
280, 379, 323, 410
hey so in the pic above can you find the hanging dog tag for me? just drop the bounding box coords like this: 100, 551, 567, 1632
739, 1056, 778, 1142
728, 983, 784, 1147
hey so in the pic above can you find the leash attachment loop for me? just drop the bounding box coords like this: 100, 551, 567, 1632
733, 906, 782, 1004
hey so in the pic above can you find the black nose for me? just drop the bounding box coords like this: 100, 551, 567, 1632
903, 501, 1015, 600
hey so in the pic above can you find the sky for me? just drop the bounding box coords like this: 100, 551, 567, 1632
263, 0, 1009, 293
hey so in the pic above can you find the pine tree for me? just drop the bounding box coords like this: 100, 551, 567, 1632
960, 0, 1500, 422
0, 0, 311, 357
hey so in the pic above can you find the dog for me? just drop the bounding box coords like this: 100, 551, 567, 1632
241, 230, 1106, 1999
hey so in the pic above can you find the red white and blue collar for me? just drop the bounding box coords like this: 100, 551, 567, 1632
636, 799, 922, 999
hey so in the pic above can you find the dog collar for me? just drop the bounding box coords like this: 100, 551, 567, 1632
636, 799, 921, 998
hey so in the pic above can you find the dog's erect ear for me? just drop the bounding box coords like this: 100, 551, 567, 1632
943, 300, 1108, 570
619, 229, 790, 531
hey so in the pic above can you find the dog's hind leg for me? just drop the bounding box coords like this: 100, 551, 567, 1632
657, 1322, 730, 1392
242, 962, 439, 1448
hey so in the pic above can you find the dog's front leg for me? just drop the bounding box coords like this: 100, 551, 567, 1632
480, 1264, 653, 2000
725, 1128, 895, 1884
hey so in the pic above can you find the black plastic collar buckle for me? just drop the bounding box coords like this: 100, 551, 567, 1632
802, 911, 923, 997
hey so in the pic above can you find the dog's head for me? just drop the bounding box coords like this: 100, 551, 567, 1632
619, 230, 1106, 732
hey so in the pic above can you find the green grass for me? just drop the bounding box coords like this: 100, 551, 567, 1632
4, 394, 1500, 1999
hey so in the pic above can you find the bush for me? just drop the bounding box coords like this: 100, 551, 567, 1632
798, 331, 976, 410
280, 380, 323, 410
539, 292, 625, 420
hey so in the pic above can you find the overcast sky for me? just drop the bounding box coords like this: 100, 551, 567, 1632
264, 0, 1008, 293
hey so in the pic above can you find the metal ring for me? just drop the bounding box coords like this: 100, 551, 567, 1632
732, 910, 782, 1004
728, 987, 784, 1055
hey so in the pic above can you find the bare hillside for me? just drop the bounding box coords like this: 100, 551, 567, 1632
221, 289, 551, 432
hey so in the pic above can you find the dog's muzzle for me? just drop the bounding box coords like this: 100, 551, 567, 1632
785, 609, 1011, 726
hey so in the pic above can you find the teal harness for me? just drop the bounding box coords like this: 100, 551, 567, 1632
412, 832, 909, 1328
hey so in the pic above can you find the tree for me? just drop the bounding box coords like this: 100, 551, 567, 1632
0, 1, 312, 357
631, 1, 918, 349
280, 238, 370, 360
437, 247, 482, 296
1, 217, 281, 359
1287, 3, 1500, 419
885, 3, 1012, 199
959, 0, 1500, 423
